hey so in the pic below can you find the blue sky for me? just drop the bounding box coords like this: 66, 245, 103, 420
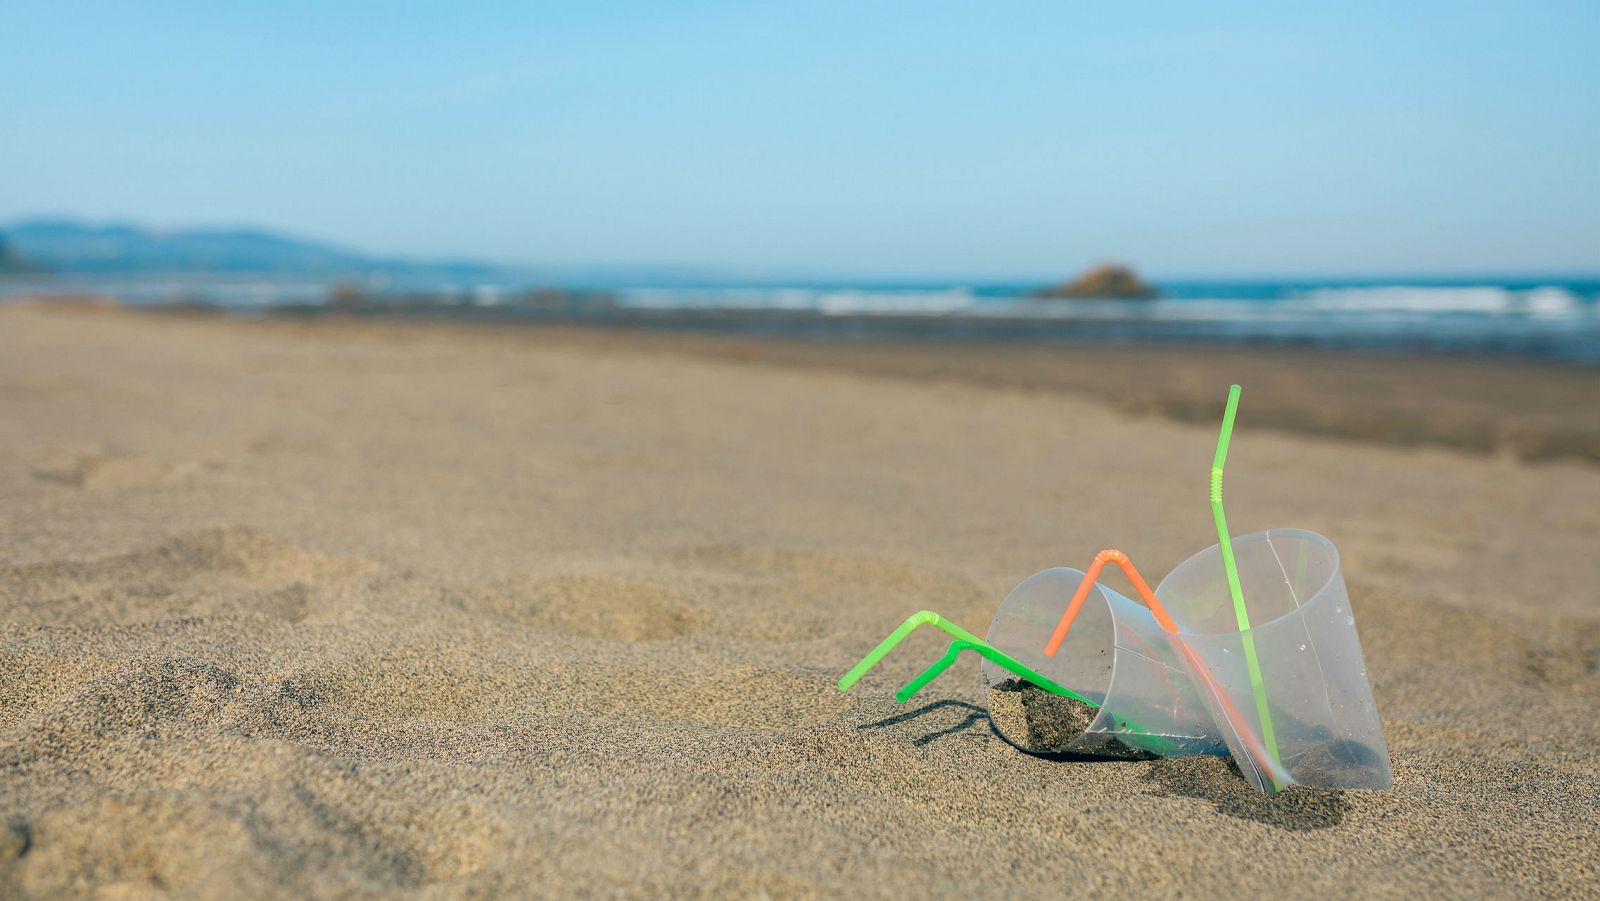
2, 1, 1596, 278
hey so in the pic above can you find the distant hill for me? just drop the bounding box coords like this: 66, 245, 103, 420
0, 234, 45, 274
0, 219, 729, 290
0, 219, 516, 279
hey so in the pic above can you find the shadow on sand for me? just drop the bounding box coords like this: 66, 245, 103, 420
858, 701, 1348, 831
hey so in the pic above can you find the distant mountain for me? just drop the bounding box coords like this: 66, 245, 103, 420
0, 219, 517, 279
0, 219, 733, 290
0, 235, 45, 275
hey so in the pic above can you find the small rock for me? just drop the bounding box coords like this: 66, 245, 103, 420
1034, 263, 1158, 299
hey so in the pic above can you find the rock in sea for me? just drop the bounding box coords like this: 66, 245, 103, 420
1034, 263, 1158, 299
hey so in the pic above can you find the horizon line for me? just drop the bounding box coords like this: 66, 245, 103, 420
4, 215, 1597, 285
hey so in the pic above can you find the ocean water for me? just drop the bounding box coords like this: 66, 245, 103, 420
5, 275, 1599, 361
610, 278, 1600, 360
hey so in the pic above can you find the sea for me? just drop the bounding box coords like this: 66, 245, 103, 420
5, 274, 1599, 362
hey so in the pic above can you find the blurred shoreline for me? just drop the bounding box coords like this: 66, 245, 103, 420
5, 270, 1599, 361
557, 326, 1600, 465
22, 297, 1594, 465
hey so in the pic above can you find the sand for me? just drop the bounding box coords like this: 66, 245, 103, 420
986, 680, 1105, 755
0, 303, 1597, 897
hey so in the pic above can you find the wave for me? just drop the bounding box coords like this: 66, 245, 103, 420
7, 275, 1598, 360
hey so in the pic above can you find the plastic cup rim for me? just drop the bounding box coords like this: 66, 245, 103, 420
1157, 528, 1343, 635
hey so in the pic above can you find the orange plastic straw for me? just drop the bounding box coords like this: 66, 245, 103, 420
1043, 549, 1174, 649
1042, 549, 1285, 788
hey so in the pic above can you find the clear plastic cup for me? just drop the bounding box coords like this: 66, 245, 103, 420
982, 568, 1226, 758
1155, 529, 1393, 790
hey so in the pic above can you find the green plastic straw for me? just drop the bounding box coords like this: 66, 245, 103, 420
1211, 384, 1280, 766
837, 610, 1098, 707
895, 639, 1081, 703
902, 639, 1187, 756
844, 614, 1203, 761
841, 612, 1194, 756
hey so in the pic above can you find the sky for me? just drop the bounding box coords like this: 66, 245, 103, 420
2, 1, 1597, 279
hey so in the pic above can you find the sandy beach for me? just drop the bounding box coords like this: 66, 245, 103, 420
1, 304, 1597, 897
